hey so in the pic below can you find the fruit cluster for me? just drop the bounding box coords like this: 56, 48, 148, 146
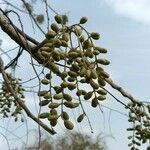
0, 73, 25, 121
37, 15, 110, 130
127, 101, 150, 150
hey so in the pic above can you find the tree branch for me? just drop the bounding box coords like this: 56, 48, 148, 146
0, 56, 56, 135
105, 78, 139, 103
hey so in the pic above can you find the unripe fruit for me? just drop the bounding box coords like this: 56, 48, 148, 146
68, 52, 78, 59
77, 114, 84, 123
96, 59, 110, 65
61, 111, 69, 120
84, 92, 93, 100
38, 90, 48, 96
95, 47, 107, 53
41, 79, 49, 85
97, 95, 106, 101
43, 93, 52, 99
39, 112, 49, 119
63, 93, 72, 101
62, 33, 69, 42
55, 15, 63, 24
48, 102, 60, 108
50, 120, 57, 127
90, 80, 99, 89
91, 98, 98, 107
53, 94, 63, 100
64, 120, 74, 130
51, 23, 59, 33
45, 31, 56, 39
91, 32, 100, 40
61, 40, 68, 47
97, 89, 107, 95
39, 100, 50, 106
80, 16, 88, 24
45, 73, 52, 80
68, 71, 77, 78
68, 83, 76, 91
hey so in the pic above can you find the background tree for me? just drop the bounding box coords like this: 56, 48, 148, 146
0, 0, 150, 150
15, 131, 105, 150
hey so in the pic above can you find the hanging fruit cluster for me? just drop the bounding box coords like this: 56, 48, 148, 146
0, 73, 25, 121
127, 100, 150, 150
37, 15, 110, 130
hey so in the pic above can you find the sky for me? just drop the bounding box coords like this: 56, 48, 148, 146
1, 0, 150, 150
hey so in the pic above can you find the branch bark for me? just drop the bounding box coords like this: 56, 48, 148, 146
0, 10, 45, 64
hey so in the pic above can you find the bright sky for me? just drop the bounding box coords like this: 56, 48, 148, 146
1, 0, 150, 150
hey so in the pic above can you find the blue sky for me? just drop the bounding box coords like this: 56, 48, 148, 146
1, 0, 150, 150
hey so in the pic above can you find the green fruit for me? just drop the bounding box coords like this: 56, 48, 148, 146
84, 92, 93, 100
94, 47, 107, 53
62, 33, 69, 42
40, 46, 53, 52
39, 100, 50, 106
48, 102, 60, 108
71, 64, 80, 72
68, 71, 77, 78
97, 89, 107, 95
50, 120, 57, 127
53, 94, 63, 100
90, 80, 99, 89
84, 49, 93, 58
77, 114, 84, 123
41, 51, 50, 58
80, 16, 88, 24
41, 79, 49, 85
91, 69, 98, 79
83, 40, 92, 49
74, 28, 82, 36
50, 109, 57, 115
61, 111, 69, 120
98, 77, 106, 87
44, 43, 53, 48
100, 71, 110, 78
38, 90, 48, 96
63, 93, 72, 101
80, 67, 86, 77
68, 83, 76, 91
96, 59, 110, 65
86, 69, 91, 78
55, 15, 63, 24
79, 35, 85, 42
39, 112, 49, 119
91, 98, 98, 107
61, 81, 68, 88
97, 95, 106, 101
53, 86, 63, 94
93, 50, 100, 55
51, 23, 59, 33
48, 114, 58, 121
76, 90, 83, 96
46, 62, 60, 74
43, 93, 52, 99
61, 71, 68, 79
61, 40, 68, 47
45, 73, 52, 80
64, 101, 79, 108
64, 120, 74, 130
68, 52, 78, 59
67, 77, 76, 82
53, 39, 62, 48
45, 31, 56, 39
91, 32, 100, 40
